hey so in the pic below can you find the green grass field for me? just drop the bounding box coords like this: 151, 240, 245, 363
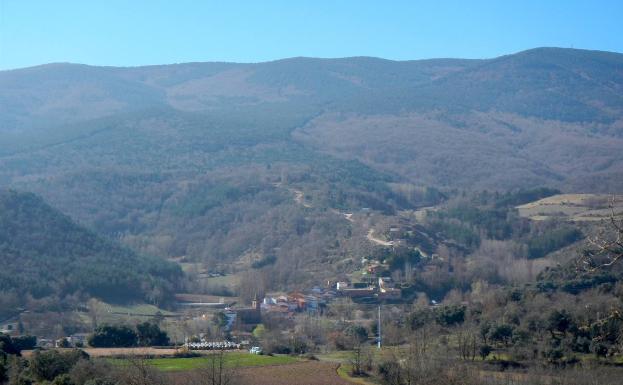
114, 352, 299, 372
105, 303, 177, 316
76, 303, 178, 327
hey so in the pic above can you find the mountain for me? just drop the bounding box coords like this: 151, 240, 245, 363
0, 190, 182, 309
0, 48, 621, 181
0, 47, 622, 272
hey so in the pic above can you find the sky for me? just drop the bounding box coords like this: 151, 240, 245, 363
1, 0, 622, 70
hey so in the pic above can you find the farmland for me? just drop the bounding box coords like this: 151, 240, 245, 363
235, 361, 353, 385
113, 352, 361, 385
136, 352, 299, 371
517, 193, 623, 221
165, 360, 355, 385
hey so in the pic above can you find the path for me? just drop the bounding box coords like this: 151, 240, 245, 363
366, 228, 394, 247
292, 188, 312, 208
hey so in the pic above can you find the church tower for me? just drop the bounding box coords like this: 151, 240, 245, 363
252, 293, 259, 311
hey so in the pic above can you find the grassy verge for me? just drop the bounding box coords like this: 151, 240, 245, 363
317, 351, 354, 362
105, 303, 177, 316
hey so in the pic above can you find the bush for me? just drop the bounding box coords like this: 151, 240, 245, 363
409, 308, 434, 330
136, 322, 169, 346
590, 341, 609, 358
435, 305, 466, 326
12, 335, 36, 351
88, 325, 137, 348
547, 310, 574, 335
52, 373, 73, 385
173, 350, 201, 358
479, 344, 492, 360
488, 324, 514, 346
0, 333, 20, 356
377, 360, 402, 385
69, 359, 114, 385
251, 255, 277, 269
30, 349, 88, 381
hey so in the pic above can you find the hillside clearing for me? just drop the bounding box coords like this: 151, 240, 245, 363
517, 194, 623, 222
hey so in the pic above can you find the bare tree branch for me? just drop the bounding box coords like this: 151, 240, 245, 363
578, 196, 623, 271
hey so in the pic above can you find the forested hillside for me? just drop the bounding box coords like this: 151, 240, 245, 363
0, 190, 182, 315
0, 47, 622, 283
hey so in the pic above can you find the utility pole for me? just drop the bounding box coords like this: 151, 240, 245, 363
377, 304, 381, 349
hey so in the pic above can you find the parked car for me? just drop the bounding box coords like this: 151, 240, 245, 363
249, 346, 262, 354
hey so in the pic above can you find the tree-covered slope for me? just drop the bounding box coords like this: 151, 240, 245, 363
0, 190, 182, 304
0, 48, 622, 278
1, 48, 622, 190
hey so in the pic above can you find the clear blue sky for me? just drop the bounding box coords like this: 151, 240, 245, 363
1, 0, 622, 70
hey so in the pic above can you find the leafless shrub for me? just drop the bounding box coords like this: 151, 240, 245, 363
579, 197, 623, 271
182, 349, 238, 385
116, 354, 167, 385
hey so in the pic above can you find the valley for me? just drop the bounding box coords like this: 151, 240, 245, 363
2, 47, 623, 385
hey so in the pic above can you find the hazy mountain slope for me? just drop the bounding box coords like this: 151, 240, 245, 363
296, 111, 623, 190
0, 190, 182, 304
2, 48, 621, 124
0, 102, 412, 271
0, 63, 167, 132
0, 57, 479, 129
0, 47, 622, 269
409, 47, 623, 122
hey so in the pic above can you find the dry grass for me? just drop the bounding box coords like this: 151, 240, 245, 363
81, 347, 190, 357
517, 194, 623, 222
166, 360, 353, 385
20, 347, 192, 358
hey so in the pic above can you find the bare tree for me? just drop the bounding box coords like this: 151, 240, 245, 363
349, 339, 367, 376
86, 298, 106, 329
402, 327, 434, 385
456, 326, 477, 362
579, 197, 623, 271
117, 354, 166, 385
185, 349, 237, 385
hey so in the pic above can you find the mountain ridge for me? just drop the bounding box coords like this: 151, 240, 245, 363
4, 47, 621, 72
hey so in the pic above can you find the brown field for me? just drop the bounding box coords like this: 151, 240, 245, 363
166, 361, 354, 385
22, 347, 219, 358
83, 347, 187, 357
236, 361, 353, 385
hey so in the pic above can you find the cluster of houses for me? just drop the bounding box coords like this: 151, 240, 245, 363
259, 276, 402, 317
260, 287, 334, 316
202, 276, 404, 337
0, 317, 19, 336
335, 277, 402, 300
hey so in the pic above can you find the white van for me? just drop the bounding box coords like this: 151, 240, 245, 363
249, 346, 262, 354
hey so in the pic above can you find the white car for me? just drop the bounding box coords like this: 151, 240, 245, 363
249, 346, 262, 354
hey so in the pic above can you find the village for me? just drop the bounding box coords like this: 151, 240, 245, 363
1, 219, 425, 351
176, 263, 405, 348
